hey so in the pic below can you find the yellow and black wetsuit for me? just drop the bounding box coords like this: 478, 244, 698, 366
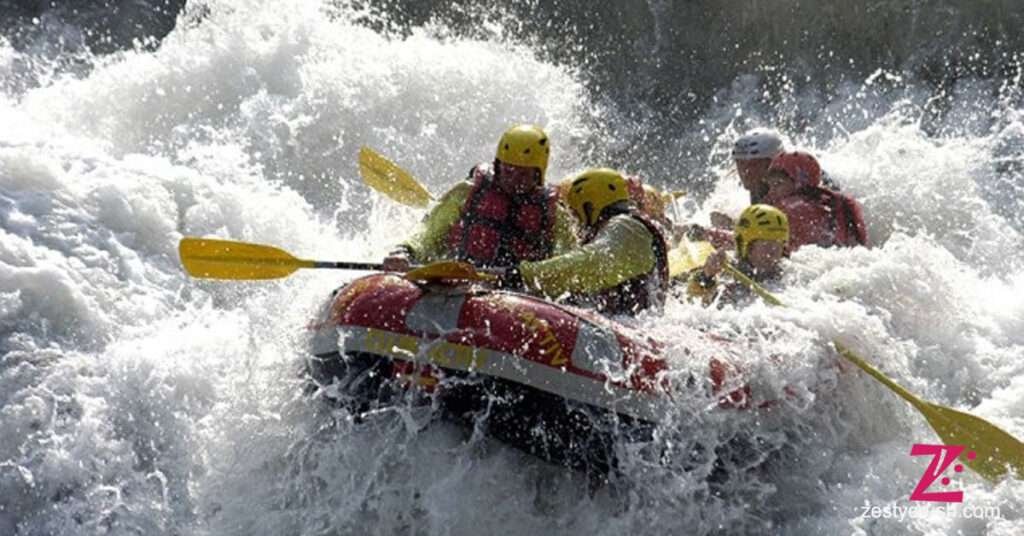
520, 208, 669, 315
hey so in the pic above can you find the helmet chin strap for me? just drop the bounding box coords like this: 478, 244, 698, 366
582, 202, 595, 226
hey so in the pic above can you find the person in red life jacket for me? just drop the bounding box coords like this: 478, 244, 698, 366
501, 168, 670, 315
686, 204, 789, 307
708, 128, 842, 233
762, 150, 868, 252
381, 125, 578, 273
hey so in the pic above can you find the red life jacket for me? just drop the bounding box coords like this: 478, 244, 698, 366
447, 164, 558, 267
829, 190, 868, 247
798, 187, 868, 248
584, 207, 670, 315
774, 187, 868, 252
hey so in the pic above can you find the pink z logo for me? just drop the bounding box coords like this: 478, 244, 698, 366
909, 444, 975, 502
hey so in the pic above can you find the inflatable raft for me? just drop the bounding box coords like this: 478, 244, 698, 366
306, 273, 749, 473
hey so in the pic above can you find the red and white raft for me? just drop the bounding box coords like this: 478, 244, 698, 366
306, 273, 752, 472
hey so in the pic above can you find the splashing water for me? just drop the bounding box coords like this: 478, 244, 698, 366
1, 1, 1022, 535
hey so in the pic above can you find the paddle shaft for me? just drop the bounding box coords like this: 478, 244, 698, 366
833, 341, 927, 410
724, 263, 784, 306
313, 261, 491, 279
311, 261, 385, 271
722, 264, 927, 408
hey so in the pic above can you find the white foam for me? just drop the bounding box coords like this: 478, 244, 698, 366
1, 1, 1022, 535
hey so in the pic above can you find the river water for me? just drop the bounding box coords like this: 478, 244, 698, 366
1, 1, 1022, 534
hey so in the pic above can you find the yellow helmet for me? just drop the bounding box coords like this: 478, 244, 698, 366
496, 125, 550, 183
564, 168, 630, 226
734, 204, 789, 258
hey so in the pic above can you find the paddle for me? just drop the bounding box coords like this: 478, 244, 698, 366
723, 263, 1024, 482
358, 147, 434, 207
179, 237, 494, 283
668, 238, 716, 278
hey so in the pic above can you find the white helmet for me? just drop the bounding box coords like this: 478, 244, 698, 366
732, 128, 785, 161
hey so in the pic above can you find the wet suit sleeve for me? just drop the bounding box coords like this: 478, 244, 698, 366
518, 215, 655, 297
550, 201, 580, 255
400, 181, 471, 263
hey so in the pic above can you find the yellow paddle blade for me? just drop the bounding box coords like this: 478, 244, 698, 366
835, 342, 1024, 482
179, 237, 314, 280
404, 260, 496, 283
359, 146, 434, 208
922, 402, 1024, 482
667, 238, 715, 278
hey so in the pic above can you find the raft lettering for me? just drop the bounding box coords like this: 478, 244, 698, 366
365, 328, 418, 357
424, 341, 478, 369
362, 329, 485, 369
517, 310, 568, 367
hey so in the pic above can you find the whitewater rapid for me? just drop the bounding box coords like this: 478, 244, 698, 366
2, 2, 1022, 535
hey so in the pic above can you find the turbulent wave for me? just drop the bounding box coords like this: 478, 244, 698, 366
1, 1, 1022, 535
